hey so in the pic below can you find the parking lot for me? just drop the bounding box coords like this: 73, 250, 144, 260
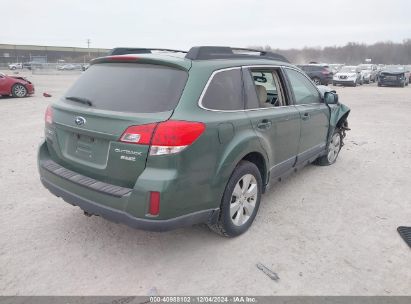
0, 70, 410, 295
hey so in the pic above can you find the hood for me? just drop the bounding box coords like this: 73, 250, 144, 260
380, 70, 405, 75
9, 76, 31, 83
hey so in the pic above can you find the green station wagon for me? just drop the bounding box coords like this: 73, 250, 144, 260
38, 46, 350, 237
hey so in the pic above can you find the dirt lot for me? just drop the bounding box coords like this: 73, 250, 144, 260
0, 70, 410, 296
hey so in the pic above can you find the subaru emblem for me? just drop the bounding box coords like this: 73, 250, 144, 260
75, 116, 86, 126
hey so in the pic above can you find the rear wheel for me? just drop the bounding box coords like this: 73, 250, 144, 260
208, 160, 262, 237
11, 84, 28, 98
315, 131, 342, 166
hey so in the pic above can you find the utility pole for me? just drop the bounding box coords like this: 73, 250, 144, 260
87, 38, 91, 57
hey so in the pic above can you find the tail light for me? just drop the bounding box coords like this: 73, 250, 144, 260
119, 120, 206, 155
45, 105, 53, 124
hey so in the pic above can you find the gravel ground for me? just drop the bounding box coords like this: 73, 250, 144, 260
0, 70, 410, 295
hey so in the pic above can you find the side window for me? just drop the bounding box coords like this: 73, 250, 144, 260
285, 68, 321, 105
244, 69, 287, 109
202, 69, 244, 110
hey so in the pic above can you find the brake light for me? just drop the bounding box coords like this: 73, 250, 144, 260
45, 105, 53, 124
119, 121, 206, 155
151, 121, 205, 155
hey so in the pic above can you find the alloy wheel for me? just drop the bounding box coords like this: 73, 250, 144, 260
327, 133, 341, 163
230, 174, 258, 226
13, 85, 27, 97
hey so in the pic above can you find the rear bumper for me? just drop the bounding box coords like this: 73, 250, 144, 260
41, 176, 218, 232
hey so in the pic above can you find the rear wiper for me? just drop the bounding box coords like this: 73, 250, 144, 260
65, 96, 92, 106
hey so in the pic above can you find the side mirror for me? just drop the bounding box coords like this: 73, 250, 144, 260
324, 91, 339, 104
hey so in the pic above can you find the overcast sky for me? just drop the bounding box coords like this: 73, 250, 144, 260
2, 0, 410, 50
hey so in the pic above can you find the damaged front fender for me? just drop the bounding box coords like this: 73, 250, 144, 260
317, 85, 351, 141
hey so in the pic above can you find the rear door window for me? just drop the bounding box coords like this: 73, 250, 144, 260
201, 68, 244, 110
64, 63, 188, 113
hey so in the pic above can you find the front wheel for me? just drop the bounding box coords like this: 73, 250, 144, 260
208, 160, 262, 237
11, 84, 28, 98
315, 131, 342, 166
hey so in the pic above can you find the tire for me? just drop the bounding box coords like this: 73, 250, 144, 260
400, 81, 405, 88
353, 81, 357, 87
315, 131, 343, 166
208, 160, 262, 237
11, 84, 28, 97
312, 77, 321, 85
378, 82, 382, 87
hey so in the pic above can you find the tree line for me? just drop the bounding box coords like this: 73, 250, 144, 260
251, 40, 411, 65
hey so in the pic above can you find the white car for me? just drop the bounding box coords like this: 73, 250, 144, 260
333, 66, 363, 87
8, 63, 23, 70
357, 64, 378, 84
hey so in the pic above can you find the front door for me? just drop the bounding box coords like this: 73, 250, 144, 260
283, 68, 329, 164
243, 67, 301, 178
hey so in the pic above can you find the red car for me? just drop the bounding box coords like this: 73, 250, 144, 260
0, 72, 34, 97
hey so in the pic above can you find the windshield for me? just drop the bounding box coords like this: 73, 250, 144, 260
340, 66, 357, 73
384, 65, 404, 72
64, 63, 188, 113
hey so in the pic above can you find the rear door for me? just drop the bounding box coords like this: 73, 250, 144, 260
243, 67, 301, 178
47, 63, 188, 188
283, 67, 329, 164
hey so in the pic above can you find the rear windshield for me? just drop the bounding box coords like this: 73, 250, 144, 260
63, 63, 188, 113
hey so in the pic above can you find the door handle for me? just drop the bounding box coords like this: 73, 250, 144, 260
302, 113, 311, 120
257, 119, 272, 130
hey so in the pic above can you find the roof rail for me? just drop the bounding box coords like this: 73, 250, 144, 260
109, 47, 187, 56
185, 46, 289, 62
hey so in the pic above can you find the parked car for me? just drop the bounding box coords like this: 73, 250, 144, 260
357, 64, 378, 83
38, 46, 350, 237
378, 65, 410, 87
22, 62, 44, 70
8, 63, 23, 70
297, 64, 333, 85
57, 64, 77, 71
329, 64, 344, 74
0, 72, 34, 97
333, 66, 363, 86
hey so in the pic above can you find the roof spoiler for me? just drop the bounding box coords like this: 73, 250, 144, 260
185, 46, 289, 62
109, 48, 187, 56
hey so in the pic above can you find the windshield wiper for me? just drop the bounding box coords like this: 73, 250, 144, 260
65, 96, 92, 106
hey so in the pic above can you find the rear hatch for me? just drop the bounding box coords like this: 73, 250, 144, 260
46, 62, 189, 188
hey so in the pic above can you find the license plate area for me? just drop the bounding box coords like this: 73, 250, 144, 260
74, 133, 95, 158
60, 130, 110, 167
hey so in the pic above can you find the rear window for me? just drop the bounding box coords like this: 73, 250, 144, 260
64, 63, 188, 113
201, 68, 244, 111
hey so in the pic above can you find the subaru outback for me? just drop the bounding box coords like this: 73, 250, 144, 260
38, 46, 350, 237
